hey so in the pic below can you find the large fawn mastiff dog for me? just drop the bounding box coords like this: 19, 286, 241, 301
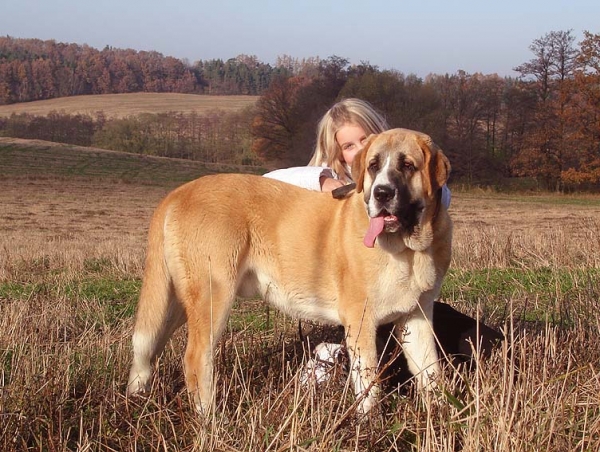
127, 128, 453, 415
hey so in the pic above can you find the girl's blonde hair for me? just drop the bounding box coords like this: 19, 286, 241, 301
309, 98, 389, 182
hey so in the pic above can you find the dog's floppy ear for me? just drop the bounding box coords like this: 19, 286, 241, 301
434, 147, 451, 188
418, 137, 451, 194
351, 134, 377, 193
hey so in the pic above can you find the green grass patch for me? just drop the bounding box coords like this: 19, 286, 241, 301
0, 277, 140, 303
0, 276, 141, 326
0, 281, 46, 299
441, 267, 600, 324
228, 298, 279, 333
442, 267, 600, 300
71, 277, 140, 305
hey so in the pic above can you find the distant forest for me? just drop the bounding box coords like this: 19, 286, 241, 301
0, 36, 291, 103
1, 32, 600, 190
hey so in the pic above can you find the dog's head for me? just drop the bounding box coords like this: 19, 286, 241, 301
351, 128, 450, 250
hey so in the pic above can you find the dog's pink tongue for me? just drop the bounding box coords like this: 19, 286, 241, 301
363, 216, 385, 248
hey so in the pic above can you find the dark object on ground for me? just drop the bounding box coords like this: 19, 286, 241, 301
377, 302, 504, 386
432, 301, 504, 360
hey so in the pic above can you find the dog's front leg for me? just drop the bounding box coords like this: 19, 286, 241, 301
344, 318, 379, 415
398, 300, 440, 390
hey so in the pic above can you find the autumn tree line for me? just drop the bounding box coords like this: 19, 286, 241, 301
1, 31, 600, 190
0, 37, 290, 102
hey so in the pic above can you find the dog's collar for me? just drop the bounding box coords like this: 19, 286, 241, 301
331, 183, 357, 199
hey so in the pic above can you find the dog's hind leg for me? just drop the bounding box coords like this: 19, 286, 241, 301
182, 275, 235, 415
128, 286, 186, 395
128, 218, 186, 396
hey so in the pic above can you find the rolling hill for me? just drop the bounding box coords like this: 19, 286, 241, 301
0, 137, 265, 186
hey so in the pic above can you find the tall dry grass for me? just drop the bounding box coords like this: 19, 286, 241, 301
1, 180, 599, 451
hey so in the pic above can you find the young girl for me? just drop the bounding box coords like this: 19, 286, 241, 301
263, 99, 501, 385
264, 98, 451, 207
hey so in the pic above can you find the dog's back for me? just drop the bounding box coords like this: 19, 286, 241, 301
155, 174, 372, 321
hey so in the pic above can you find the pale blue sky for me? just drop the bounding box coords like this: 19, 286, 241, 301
2, 0, 599, 77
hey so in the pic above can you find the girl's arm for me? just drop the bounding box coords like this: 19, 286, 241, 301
263, 166, 337, 191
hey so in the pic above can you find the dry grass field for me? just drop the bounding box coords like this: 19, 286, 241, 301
1, 140, 599, 451
0, 93, 259, 118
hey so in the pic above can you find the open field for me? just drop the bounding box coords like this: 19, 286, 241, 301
1, 140, 599, 451
0, 93, 259, 118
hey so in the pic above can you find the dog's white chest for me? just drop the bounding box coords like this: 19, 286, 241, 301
372, 254, 436, 324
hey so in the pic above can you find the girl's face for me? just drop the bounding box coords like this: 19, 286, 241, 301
336, 123, 368, 165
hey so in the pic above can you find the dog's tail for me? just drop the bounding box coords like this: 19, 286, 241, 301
127, 201, 184, 395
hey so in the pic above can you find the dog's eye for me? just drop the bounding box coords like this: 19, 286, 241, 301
368, 160, 379, 172
403, 161, 416, 172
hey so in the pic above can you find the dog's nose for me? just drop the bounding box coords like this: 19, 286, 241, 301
374, 185, 394, 203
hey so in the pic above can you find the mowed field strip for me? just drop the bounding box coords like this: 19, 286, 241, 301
0, 92, 259, 118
